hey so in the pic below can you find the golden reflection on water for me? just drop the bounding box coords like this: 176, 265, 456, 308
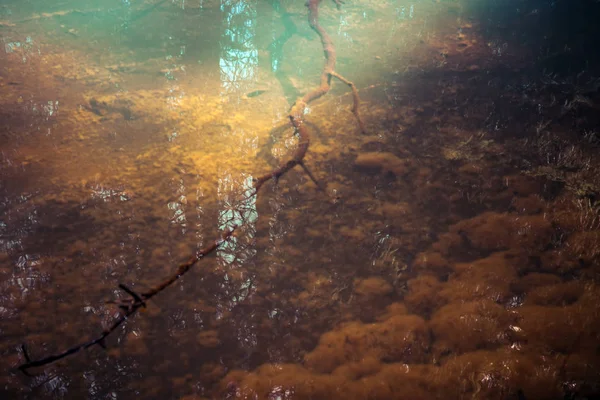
1, 0, 600, 399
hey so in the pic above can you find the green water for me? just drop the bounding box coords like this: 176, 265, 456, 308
1, 0, 600, 398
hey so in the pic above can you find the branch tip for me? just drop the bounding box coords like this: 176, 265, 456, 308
21, 344, 31, 362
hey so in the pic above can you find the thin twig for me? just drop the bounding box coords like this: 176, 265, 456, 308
17, 227, 236, 374
300, 161, 327, 192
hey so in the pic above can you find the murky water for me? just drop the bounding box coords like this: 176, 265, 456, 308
1, 0, 600, 399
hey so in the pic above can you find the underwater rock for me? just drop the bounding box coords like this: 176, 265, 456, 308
559, 353, 600, 399
217, 344, 569, 399
441, 251, 518, 304
512, 271, 564, 297
367, 363, 436, 398
511, 194, 545, 215
404, 274, 445, 318
215, 307, 598, 400
376, 302, 409, 320
338, 225, 367, 241
515, 272, 562, 290
524, 280, 583, 306
125, 331, 149, 356
429, 299, 516, 356
503, 174, 544, 197
196, 330, 220, 348
347, 363, 434, 399
353, 151, 410, 177
331, 356, 381, 380
519, 284, 600, 355
352, 277, 394, 319
218, 347, 434, 399
86, 97, 135, 120
177, 394, 206, 400
435, 350, 563, 400
518, 305, 581, 353
219, 363, 338, 400
219, 361, 437, 399
564, 231, 600, 264
412, 251, 452, 277
304, 312, 430, 373
537, 250, 580, 274
548, 196, 582, 232
434, 211, 554, 255
199, 363, 227, 385
374, 201, 412, 218
353, 277, 393, 299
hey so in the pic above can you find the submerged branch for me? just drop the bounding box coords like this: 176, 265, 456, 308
253, 0, 366, 192
17, 227, 236, 374
17, 0, 365, 374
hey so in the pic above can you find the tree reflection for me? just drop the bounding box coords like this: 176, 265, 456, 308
216, 0, 259, 270
219, 0, 258, 94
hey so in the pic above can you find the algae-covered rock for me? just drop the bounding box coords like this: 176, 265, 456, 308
218, 347, 433, 400
353, 152, 411, 177
404, 274, 444, 318
331, 356, 381, 380
304, 313, 430, 373
434, 350, 563, 400
503, 174, 544, 197
441, 251, 518, 304
524, 280, 583, 306
518, 305, 581, 353
353, 277, 393, 298
218, 363, 340, 400
430, 299, 516, 356
351, 277, 395, 321
515, 272, 562, 292
565, 231, 600, 263
511, 194, 545, 215
538, 250, 580, 274
434, 212, 554, 254
197, 330, 220, 348
412, 251, 452, 277
518, 284, 600, 355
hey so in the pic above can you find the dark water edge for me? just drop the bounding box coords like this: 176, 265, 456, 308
1, 0, 600, 399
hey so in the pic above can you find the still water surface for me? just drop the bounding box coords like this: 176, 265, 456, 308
1, 0, 600, 398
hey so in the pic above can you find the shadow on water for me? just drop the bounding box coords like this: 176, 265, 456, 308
465, 0, 600, 76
